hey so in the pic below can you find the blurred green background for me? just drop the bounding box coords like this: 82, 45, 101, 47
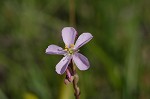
0, 0, 150, 99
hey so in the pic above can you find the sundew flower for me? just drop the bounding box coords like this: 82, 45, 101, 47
46, 27, 93, 74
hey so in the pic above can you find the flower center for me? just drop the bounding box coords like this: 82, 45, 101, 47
64, 44, 75, 55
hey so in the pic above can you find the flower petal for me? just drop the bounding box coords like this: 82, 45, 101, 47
46, 45, 66, 55
56, 55, 72, 74
74, 33, 93, 49
62, 27, 77, 47
73, 53, 90, 70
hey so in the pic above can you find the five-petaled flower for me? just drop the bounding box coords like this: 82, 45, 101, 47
45, 27, 93, 74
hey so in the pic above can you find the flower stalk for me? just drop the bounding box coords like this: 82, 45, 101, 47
64, 60, 80, 99
72, 61, 80, 99
73, 73, 80, 99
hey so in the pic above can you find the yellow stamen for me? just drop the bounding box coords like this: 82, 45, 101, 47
70, 44, 74, 48
65, 45, 68, 49
64, 48, 68, 51
64, 44, 75, 55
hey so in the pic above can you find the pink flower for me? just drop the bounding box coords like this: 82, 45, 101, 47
46, 27, 93, 74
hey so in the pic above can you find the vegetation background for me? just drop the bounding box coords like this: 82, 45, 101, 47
0, 0, 150, 99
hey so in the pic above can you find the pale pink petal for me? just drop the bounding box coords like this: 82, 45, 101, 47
46, 45, 66, 55
62, 27, 77, 47
72, 53, 90, 70
56, 55, 72, 74
74, 33, 93, 49
66, 69, 71, 79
